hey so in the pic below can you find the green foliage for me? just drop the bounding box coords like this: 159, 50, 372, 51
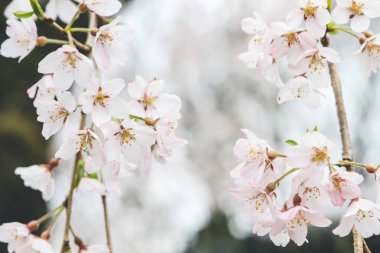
285, 139, 298, 146
13, 11, 34, 19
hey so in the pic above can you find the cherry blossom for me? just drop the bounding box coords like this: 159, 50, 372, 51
333, 198, 380, 238
101, 119, 156, 164
354, 34, 380, 77
270, 22, 317, 63
286, 0, 331, 38
0, 18, 37, 62
328, 166, 363, 206
0, 222, 30, 252
27, 75, 58, 107
128, 76, 182, 119
230, 185, 276, 220
82, 0, 122, 17
288, 169, 329, 210
38, 45, 94, 90
271, 205, 331, 246
231, 128, 269, 186
152, 118, 188, 163
289, 47, 340, 88
56, 129, 102, 160
286, 131, 340, 169
277, 76, 322, 107
15, 164, 55, 201
45, 0, 77, 23
79, 78, 128, 126
36, 91, 79, 139
93, 16, 134, 70
332, 0, 380, 32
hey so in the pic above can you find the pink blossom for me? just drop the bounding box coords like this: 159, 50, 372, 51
93, 16, 134, 70
55, 129, 102, 160
332, 0, 380, 32
0, 18, 37, 62
269, 22, 317, 62
38, 45, 94, 90
328, 166, 363, 206
333, 198, 380, 238
152, 117, 188, 163
15, 165, 55, 201
286, 131, 340, 169
128, 76, 182, 119
101, 119, 156, 164
354, 34, 380, 77
277, 76, 323, 107
289, 47, 340, 88
36, 91, 80, 139
286, 0, 331, 38
271, 206, 331, 246
231, 129, 269, 186
230, 185, 276, 220
79, 78, 128, 126
27, 75, 58, 107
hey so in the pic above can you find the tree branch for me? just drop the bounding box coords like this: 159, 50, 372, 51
323, 37, 363, 253
61, 114, 86, 253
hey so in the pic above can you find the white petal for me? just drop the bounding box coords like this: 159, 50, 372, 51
351, 15, 370, 32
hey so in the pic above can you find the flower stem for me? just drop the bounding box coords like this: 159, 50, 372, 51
102, 195, 113, 253
36, 204, 64, 224
275, 168, 299, 184
129, 114, 145, 121
65, 8, 81, 31
60, 113, 86, 253
70, 27, 94, 33
334, 26, 361, 39
46, 206, 65, 233
44, 38, 69, 45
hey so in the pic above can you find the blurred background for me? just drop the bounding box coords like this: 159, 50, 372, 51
1, 0, 380, 252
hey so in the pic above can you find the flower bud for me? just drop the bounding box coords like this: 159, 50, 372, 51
27, 221, 40, 231
363, 31, 374, 38
46, 158, 60, 171
79, 3, 88, 13
90, 28, 99, 37
365, 164, 378, 174
41, 230, 50, 240
37, 36, 47, 47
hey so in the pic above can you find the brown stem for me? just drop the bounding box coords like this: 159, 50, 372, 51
60, 114, 86, 253
101, 195, 113, 253
363, 239, 371, 253
322, 37, 363, 253
41, 17, 91, 52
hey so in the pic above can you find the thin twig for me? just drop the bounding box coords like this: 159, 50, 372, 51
322, 37, 363, 253
363, 239, 371, 253
60, 114, 86, 253
41, 17, 91, 52
101, 195, 113, 253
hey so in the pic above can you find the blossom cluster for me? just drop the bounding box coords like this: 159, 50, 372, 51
231, 128, 380, 246
0, 0, 186, 251
239, 0, 380, 107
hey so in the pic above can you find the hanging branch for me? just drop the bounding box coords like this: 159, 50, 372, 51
322, 37, 363, 253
